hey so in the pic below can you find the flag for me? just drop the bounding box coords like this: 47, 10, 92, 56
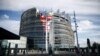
40, 13, 52, 32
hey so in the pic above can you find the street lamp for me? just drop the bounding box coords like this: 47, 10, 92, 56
73, 11, 80, 56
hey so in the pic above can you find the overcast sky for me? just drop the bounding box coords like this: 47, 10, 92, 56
0, 0, 100, 47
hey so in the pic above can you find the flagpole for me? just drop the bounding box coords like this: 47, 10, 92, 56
45, 13, 48, 53
73, 11, 80, 56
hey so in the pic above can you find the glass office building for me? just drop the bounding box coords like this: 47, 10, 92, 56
20, 8, 74, 49
20, 8, 46, 48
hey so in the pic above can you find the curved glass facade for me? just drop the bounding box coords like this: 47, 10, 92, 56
49, 13, 74, 49
20, 8, 74, 49
20, 8, 45, 49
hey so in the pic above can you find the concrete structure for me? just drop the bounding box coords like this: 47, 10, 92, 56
20, 8, 74, 51
2, 36, 27, 48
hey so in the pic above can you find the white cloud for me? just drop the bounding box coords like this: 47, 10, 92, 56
78, 20, 93, 32
71, 20, 94, 32
0, 14, 20, 35
0, 0, 100, 14
79, 39, 87, 47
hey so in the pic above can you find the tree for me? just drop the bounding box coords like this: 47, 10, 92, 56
92, 42, 97, 49
87, 38, 91, 48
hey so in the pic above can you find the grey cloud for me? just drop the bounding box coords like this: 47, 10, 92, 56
83, 0, 100, 2
0, 14, 9, 20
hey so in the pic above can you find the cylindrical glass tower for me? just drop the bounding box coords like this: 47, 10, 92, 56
20, 8, 74, 50
20, 8, 45, 49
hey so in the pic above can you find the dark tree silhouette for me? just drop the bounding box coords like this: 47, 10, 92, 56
87, 38, 91, 48
92, 42, 100, 53
92, 42, 97, 49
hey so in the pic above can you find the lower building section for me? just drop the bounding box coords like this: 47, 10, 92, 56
2, 36, 27, 48
27, 37, 46, 49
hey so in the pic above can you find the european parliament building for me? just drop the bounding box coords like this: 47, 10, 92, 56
20, 8, 74, 50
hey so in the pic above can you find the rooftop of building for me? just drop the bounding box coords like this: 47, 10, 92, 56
0, 27, 20, 40
22, 7, 71, 21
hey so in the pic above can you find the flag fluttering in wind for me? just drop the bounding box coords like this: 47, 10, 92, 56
40, 13, 52, 32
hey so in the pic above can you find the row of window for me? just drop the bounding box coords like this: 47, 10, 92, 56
21, 27, 44, 31
34, 41, 45, 44
54, 29, 69, 34
55, 34, 71, 39
26, 32, 45, 36
54, 15, 69, 22
21, 21, 43, 27
55, 28, 69, 32
20, 33, 45, 37
54, 19, 68, 25
35, 44, 45, 48
20, 29, 45, 34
